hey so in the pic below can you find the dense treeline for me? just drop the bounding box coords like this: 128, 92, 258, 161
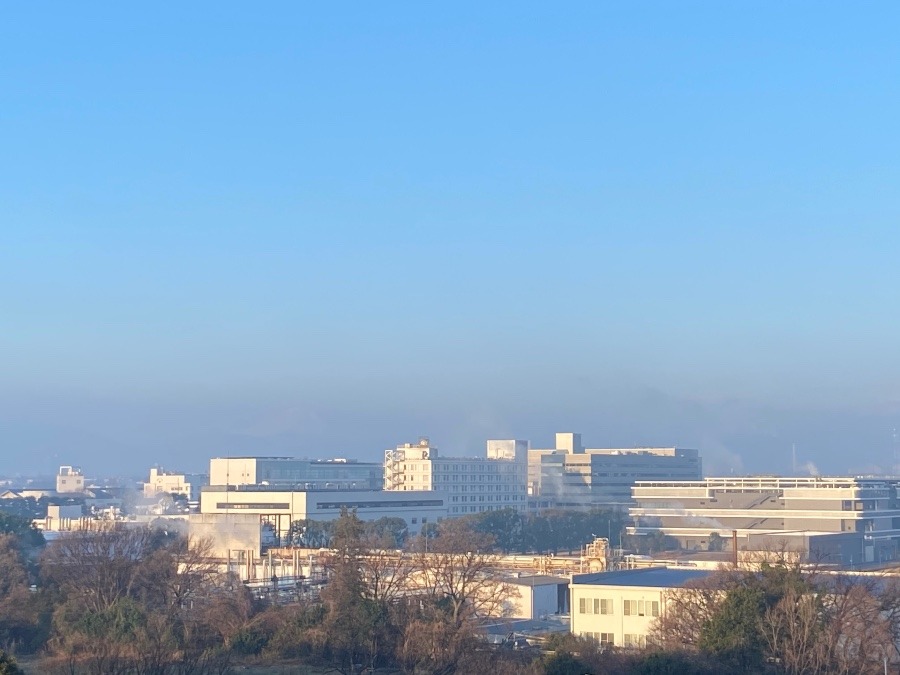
7, 509, 895, 673
0, 509, 715, 674
0, 514, 48, 654
0, 514, 245, 674
654, 559, 900, 674
220, 510, 706, 675
471, 507, 629, 554
287, 507, 630, 554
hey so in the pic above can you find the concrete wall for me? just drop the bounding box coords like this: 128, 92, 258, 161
48, 504, 83, 520
189, 513, 263, 558
556, 433, 583, 454
486, 439, 528, 463
209, 458, 257, 487
56, 466, 85, 493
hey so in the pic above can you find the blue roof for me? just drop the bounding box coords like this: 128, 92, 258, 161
572, 567, 713, 588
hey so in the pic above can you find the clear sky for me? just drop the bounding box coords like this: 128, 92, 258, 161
3, 3, 900, 476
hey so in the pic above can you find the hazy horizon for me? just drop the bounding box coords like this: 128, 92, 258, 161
4, 3, 900, 476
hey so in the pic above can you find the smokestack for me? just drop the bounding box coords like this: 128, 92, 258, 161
732, 530, 738, 568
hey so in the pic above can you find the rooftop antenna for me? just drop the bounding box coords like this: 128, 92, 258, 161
792, 443, 797, 476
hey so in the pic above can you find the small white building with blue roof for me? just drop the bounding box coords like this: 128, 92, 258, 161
570, 567, 712, 648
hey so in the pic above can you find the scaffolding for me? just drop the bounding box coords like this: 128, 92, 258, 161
384, 437, 432, 491
384, 448, 405, 491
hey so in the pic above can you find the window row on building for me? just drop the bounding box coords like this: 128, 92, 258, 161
580, 632, 646, 648
578, 597, 660, 617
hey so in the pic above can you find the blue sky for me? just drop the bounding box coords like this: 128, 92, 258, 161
3, 3, 900, 476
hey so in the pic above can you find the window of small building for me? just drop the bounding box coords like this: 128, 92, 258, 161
624, 634, 645, 648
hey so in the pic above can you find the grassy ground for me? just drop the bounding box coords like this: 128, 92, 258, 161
230, 666, 332, 674
14, 657, 393, 675
231, 665, 401, 674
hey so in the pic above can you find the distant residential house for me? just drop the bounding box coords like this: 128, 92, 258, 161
84, 488, 122, 510
16, 488, 56, 499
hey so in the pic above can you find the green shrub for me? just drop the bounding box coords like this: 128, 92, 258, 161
544, 651, 592, 675
0, 650, 24, 675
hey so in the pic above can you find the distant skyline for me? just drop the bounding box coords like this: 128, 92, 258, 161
4, 3, 900, 475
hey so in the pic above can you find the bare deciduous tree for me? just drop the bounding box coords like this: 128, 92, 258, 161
146, 535, 223, 613
409, 519, 517, 628
41, 526, 161, 613
763, 586, 827, 675
41, 527, 236, 675
820, 576, 894, 675
652, 573, 728, 649
360, 538, 413, 607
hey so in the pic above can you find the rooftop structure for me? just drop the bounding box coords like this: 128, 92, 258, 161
209, 456, 383, 491
572, 567, 713, 588
144, 467, 208, 502
56, 466, 85, 494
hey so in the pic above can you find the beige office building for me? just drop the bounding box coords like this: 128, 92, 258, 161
570, 568, 711, 648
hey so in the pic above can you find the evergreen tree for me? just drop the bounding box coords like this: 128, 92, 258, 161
0, 650, 24, 675
320, 508, 381, 673
698, 584, 767, 670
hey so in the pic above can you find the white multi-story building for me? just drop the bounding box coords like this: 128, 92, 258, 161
384, 438, 528, 515
144, 468, 208, 502
529, 433, 702, 508
629, 476, 900, 563
199, 486, 448, 539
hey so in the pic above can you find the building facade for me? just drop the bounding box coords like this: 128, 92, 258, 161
383, 438, 528, 514
485, 575, 570, 620
144, 468, 208, 502
56, 466, 85, 494
570, 568, 712, 648
200, 486, 449, 540
529, 433, 702, 508
209, 457, 383, 491
629, 476, 900, 563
